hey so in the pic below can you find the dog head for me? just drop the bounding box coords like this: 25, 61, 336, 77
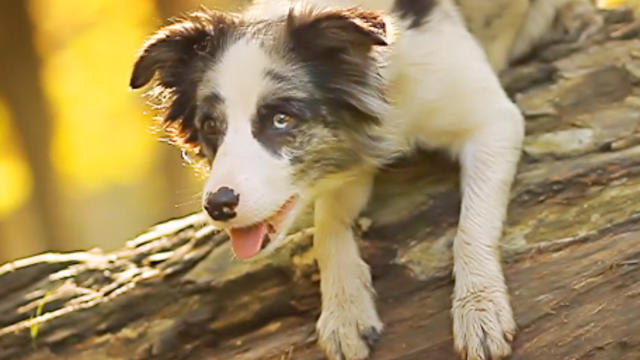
130, 6, 390, 259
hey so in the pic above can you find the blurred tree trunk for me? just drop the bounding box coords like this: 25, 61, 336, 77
1, 8, 640, 360
155, 0, 194, 17
156, 0, 252, 18
0, 1, 61, 253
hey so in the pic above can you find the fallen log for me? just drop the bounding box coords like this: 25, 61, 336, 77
1, 9, 640, 360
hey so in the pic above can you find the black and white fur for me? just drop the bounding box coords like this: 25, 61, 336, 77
130, 1, 600, 359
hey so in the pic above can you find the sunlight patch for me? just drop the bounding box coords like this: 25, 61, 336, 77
29, 0, 159, 192
0, 99, 33, 217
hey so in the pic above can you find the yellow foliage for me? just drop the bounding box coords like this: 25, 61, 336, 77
599, 0, 640, 9
0, 99, 33, 217
29, 0, 160, 192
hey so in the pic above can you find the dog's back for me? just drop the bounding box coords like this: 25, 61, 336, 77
249, 0, 600, 71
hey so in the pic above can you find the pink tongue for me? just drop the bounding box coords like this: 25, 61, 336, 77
230, 223, 268, 259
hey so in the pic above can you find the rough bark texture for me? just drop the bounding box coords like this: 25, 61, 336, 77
2, 10, 640, 360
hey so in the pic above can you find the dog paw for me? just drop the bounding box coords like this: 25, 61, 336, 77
452, 287, 516, 360
316, 306, 383, 360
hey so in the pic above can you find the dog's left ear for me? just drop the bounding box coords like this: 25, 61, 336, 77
286, 7, 388, 57
130, 11, 237, 148
130, 11, 236, 89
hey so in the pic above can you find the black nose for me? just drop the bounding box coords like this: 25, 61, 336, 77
204, 186, 240, 221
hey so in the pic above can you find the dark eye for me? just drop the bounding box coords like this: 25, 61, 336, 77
272, 113, 293, 130
202, 117, 217, 135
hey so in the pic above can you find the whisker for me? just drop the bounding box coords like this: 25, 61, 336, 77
174, 198, 202, 208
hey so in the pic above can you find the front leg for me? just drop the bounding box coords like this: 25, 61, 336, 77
314, 171, 382, 360
453, 107, 524, 360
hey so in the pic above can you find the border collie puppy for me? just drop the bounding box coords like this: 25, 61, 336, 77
130, 1, 599, 358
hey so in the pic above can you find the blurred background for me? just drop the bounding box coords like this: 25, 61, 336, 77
0, 0, 633, 263
0, 0, 253, 263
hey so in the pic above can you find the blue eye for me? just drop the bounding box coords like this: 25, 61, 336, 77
273, 113, 293, 130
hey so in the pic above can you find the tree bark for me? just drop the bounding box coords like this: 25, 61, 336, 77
1, 10, 640, 360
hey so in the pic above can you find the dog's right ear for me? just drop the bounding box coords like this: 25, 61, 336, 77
130, 11, 236, 89
286, 6, 388, 59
